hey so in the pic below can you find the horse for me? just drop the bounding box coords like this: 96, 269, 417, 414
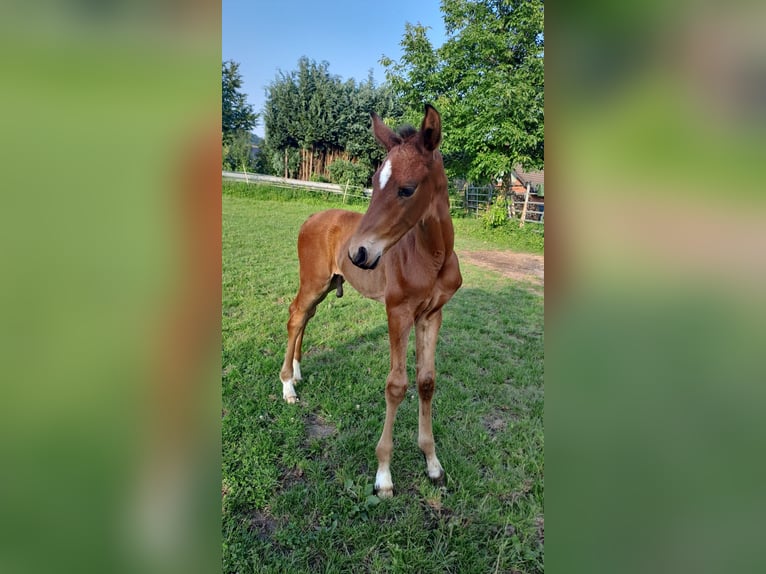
279, 104, 462, 497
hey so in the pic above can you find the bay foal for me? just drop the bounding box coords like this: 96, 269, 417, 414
279, 104, 462, 497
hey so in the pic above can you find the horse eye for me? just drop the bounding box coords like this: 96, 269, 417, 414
398, 186, 416, 198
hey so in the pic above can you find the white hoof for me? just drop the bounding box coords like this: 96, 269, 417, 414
374, 468, 394, 498
375, 486, 394, 498
281, 378, 298, 404
426, 457, 445, 484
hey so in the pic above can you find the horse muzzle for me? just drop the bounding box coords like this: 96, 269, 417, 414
349, 244, 382, 270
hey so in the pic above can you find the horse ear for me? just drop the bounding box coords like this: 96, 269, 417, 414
420, 104, 442, 151
371, 112, 401, 151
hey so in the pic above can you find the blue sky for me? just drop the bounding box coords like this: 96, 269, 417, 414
223, 0, 447, 137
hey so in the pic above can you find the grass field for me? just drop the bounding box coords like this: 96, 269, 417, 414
222, 182, 544, 573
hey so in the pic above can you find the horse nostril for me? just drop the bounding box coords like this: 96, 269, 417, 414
350, 245, 367, 267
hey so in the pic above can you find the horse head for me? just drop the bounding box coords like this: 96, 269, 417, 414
348, 104, 445, 270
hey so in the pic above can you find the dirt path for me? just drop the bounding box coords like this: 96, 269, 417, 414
458, 250, 544, 288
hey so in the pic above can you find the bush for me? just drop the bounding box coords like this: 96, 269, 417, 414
264, 147, 301, 179
327, 159, 368, 188
482, 195, 510, 229
449, 196, 467, 218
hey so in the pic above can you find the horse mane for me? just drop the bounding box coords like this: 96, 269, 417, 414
396, 124, 417, 140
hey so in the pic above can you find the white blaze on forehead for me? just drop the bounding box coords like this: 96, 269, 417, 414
378, 159, 392, 189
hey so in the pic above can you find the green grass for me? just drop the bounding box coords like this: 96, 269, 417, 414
222, 184, 544, 573
452, 217, 544, 254
223, 181, 544, 255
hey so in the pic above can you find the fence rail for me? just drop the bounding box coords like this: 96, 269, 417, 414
223, 171, 371, 201
224, 171, 543, 226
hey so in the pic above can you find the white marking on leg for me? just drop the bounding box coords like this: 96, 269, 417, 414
280, 376, 297, 404
425, 454, 444, 481
374, 465, 393, 498
378, 159, 392, 189
292, 359, 302, 381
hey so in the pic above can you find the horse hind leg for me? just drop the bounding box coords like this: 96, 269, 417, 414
288, 275, 342, 389
279, 279, 332, 403
280, 211, 348, 402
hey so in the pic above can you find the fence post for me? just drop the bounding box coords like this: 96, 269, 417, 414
519, 182, 530, 228
343, 180, 349, 204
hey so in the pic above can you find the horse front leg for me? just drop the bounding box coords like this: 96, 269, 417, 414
415, 308, 445, 484
374, 306, 413, 498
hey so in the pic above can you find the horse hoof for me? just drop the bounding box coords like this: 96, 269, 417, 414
375, 486, 394, 499
428, 470, 445, 487
284, 394, 298, 404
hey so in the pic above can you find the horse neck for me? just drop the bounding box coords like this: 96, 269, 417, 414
415, 172, 455, 256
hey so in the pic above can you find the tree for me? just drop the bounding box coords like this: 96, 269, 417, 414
381, 0, 544, 184
261, 58, 402, 183
225, 131, 255, 173
262, 58, 341, 179
222, 60, 258, 170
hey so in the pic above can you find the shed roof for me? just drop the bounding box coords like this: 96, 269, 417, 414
513, 166, 544, 187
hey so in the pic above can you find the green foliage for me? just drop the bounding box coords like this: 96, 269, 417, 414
223, 129, 255, 172
262, 146, 302, 179
222, 60, 258, 170
343, 479, 381, 520
382, 0, 544, 182
327, 159, 368, 188
222, 60, 258, 144
262, 58, 402, 182
483, 195, 511, 229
